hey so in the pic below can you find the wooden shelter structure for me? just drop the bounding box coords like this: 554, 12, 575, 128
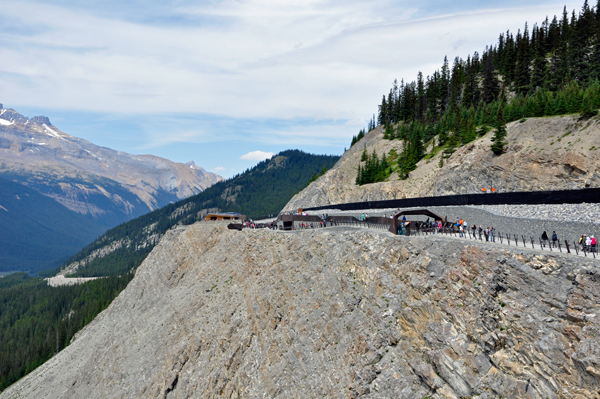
205, 212, 246, 221
389, 209, 446, 236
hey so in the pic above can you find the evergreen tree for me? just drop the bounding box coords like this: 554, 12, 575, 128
514, 26, 531, 93
491, 107, 508, 154
482, 52, 500, 103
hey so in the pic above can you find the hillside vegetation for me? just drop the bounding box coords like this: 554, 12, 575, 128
0, 272, 133, 391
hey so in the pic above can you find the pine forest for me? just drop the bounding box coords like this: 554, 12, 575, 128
352, 1, 600, 183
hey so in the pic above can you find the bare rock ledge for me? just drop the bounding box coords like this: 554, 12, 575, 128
3, 222, 600, 398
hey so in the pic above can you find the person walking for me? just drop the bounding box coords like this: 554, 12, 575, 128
472, 224, 476, 238
478, 225, 483, 240
485, 227, 490, 241
552, 231, 558, 248
541, 231, 549, 248
592, 236, 597, 253
459, 224, 464, 237
490, 226, 496, 242
586, 235, 592, 252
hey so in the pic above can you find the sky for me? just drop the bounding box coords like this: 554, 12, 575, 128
0, 0, 581, 178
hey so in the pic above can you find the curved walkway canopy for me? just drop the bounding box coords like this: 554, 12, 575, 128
393, 209, 446, 222
390, 209, 447, 236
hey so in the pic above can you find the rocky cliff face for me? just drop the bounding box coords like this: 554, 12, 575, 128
3, 223, 599, 398
283, 114, 600, 212
0, 105, 223, 227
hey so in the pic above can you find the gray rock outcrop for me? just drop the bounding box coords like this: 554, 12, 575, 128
29, 116, 51, 125
283, 114, 600, 212
3, 223, 600, 398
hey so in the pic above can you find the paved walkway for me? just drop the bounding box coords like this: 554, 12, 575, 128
296, 222, 600, 261
410, 228, 600, 260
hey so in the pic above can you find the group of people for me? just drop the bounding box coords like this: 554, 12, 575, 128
579, 234, 597, 252
298, 221, 329, 229
541, 231, 559, 248
452, 217, 496, 242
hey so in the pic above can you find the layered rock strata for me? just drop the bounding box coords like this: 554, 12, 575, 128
3, 223, 600, 398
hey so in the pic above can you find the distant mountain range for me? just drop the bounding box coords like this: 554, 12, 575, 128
0, 103, 222, 272
0, 104, 223, 229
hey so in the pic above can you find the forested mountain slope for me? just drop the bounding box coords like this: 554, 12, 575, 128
51, 150, 338, 278
0, 176, 105, 273
0, 272, 133, 391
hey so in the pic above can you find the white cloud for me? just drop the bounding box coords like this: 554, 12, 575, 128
213, 166, 226, 172
240, 151, 276, 161
0, 0, 582, 154
1, 1, 580, 117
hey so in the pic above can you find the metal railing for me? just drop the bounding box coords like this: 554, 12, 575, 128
307, 220, 598, 259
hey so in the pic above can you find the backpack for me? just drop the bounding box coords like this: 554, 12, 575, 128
552, 233, 557, 241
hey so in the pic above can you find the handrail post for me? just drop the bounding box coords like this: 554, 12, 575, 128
565, 240, 570, 254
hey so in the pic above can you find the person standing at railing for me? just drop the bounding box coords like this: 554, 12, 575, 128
592, 236, 597, 253
459, 224, 464, 237
586, 235, 592, 251
552, 231, 558, 248
490, 227, 496, 242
